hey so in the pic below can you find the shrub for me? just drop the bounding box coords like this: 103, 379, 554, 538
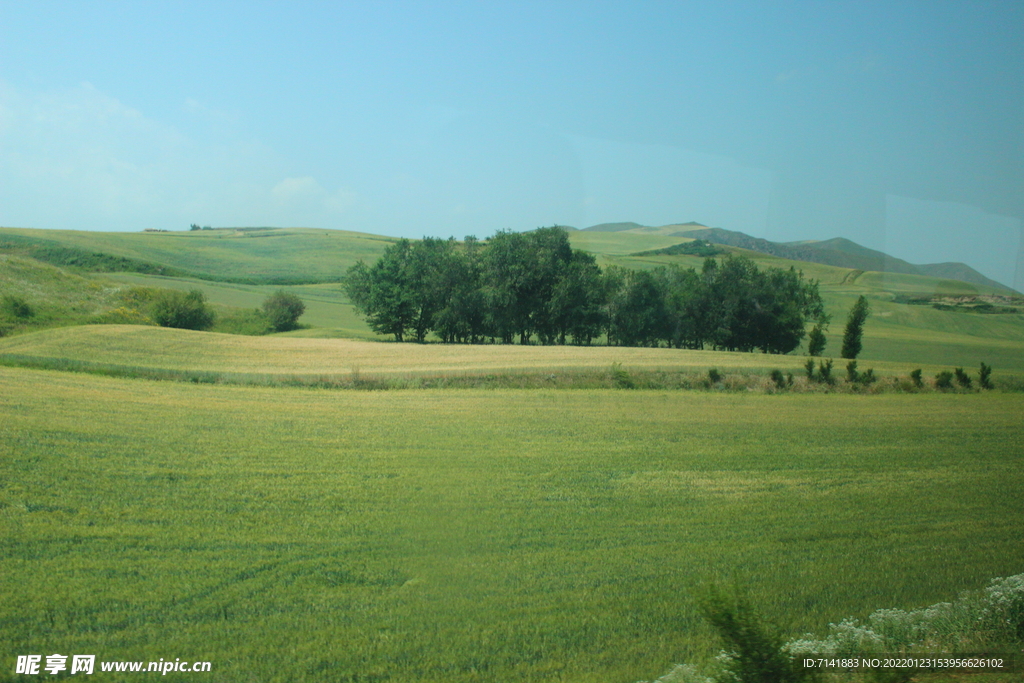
818, 358, 834, 385
262, 290, 306, 332
769, 369, 786, 389
807, 324, 826, 357
909, 369, 923, 389
846, 360, 859, 383
785, 573, 1024, 658
610, 362, 635, 389
859, 368, 876, 385
935, 371, 954, 390
979, 362, 993, 390
701, 588, 816, 683
983, 574, 1024, 640
954, 367, 973, 389
804, 359, 815, 381
1, 294, 34, 319
150, 288, 214, 330
709, 368, 723, 385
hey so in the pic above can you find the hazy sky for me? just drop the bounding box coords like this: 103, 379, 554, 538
1, 1, 1022, 288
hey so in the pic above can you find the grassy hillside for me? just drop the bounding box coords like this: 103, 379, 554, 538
3, 225, 1023, 681
2, 365, 1022, 682
0, 253, 124, 334
101, 273, 375, 339
588, 223, 1014, 293
2, 225, 1022, 375
0, 226, 395, 284
568, 233, 1024, 373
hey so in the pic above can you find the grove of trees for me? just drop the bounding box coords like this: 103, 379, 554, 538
262, 290, 306, 332
150, 288, 215, 330
345, 227, 827, 353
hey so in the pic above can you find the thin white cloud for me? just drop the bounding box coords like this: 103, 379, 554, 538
324, 187, 358, 213
272, 176, 325, 203
271, 177, 359, 215
182, 97, 239, 125
0, 81, 283, 230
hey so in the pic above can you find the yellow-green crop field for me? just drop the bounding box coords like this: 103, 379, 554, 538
2, 365, 1023, 682
1, 325, 1016, 384
3, 225, 1023, 681
0, 324, 878, 377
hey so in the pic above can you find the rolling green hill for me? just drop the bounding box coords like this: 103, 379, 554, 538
585, 223, 1014, 293
2, 224, 1022, 375
0, 253, 125, 334
0, 226, 396, 284
643, 225, 1011, 292
2, 225, 1023, 682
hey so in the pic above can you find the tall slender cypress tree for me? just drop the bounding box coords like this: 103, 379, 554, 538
841, 295, 870, 359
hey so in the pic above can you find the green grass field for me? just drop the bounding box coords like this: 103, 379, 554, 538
0, 324, 913, 378
2, 366, 1022, 682
0, 226, 395, 283
4, 225, 1022, 376
2, 225, 1023, 681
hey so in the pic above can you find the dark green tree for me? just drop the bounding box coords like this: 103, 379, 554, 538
150, 288, 214, 330
344, 240, 417, 341
704, 255, 760, 351
548, 250, 606, 345
807, 324, 827, 356
481, 230, 535, 344
605, 268, 667, 347
693, 256, 824, 354
979, 362, 993, 390
481, 227, 574, 344
840, 295, 870, 359
846, 360, 859, 383
433, 237, 486, 344
818, 358, 834, 385
659, 265, 702, 349
527, 226, 575, 344
262, 290, 306, 332
751, 266, 825, 355
686, 258, 727, 350
405, 237, 460, 342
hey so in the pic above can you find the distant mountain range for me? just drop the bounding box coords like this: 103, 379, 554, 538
580, 222, 1015, 293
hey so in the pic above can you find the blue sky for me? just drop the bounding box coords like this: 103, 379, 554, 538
1, 1, 1021, 288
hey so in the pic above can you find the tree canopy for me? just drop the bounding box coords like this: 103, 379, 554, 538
345, 227, 826, 353
150, 288, 214, 331
262, 290, 306, 332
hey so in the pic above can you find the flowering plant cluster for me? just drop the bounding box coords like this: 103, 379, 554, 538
784, 573, 1024, 657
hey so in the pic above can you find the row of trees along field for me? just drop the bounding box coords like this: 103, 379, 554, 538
345, 227, 828, 352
